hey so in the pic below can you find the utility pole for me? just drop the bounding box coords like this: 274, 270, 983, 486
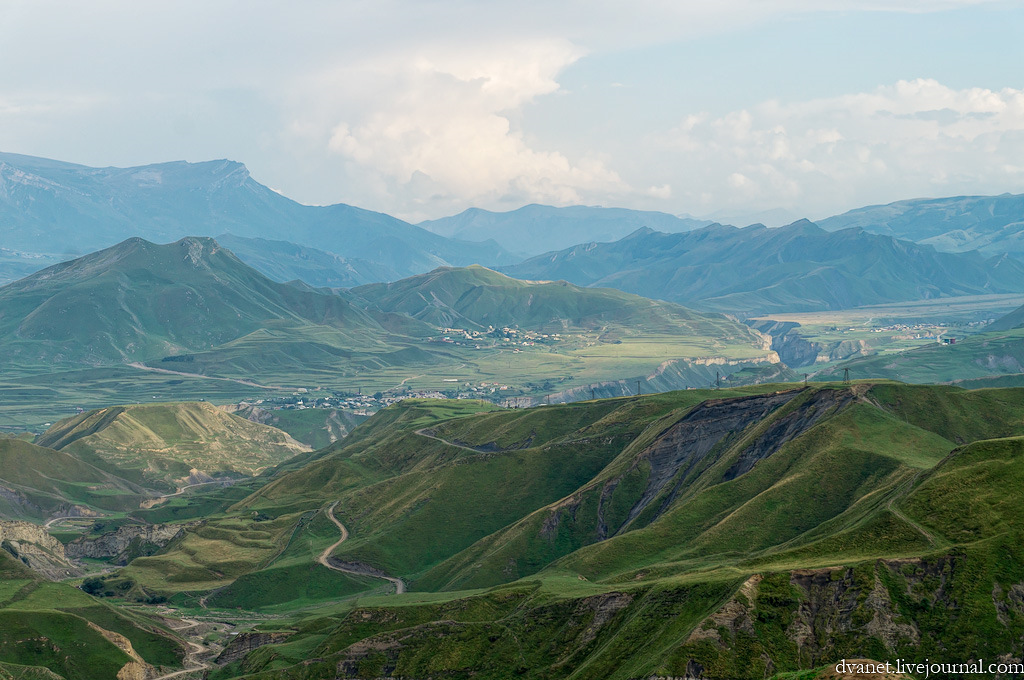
843, 368, 850, 384
716, 371, 721, 389
636, 380, 641, 396
803, 374, 808, 386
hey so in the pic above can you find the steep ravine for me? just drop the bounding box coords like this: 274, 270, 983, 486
610, 390, 800, 533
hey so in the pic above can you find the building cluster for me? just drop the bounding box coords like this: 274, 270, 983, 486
428, 326, 563, 349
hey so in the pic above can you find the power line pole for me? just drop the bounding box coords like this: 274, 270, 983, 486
716, 371, 721, 389
636, 380, 641, 396
843, 368, 850, 384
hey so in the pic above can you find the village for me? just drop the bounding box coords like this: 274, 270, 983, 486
427, 325, 564, 350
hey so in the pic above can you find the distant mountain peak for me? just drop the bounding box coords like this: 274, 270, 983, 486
624, 226, 657, 239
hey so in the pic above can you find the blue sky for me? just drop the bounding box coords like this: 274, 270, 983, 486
1, 0, 1022, 224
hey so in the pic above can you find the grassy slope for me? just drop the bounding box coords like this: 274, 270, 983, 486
186, 382, 1024, 679
0, 551, 184, 680
0, 438, 144, 519
0, 236, 385, 371
36, 402, 309, 490
225, 406, 369, 449
114, 400, 502, 598
353, 265, 763, 341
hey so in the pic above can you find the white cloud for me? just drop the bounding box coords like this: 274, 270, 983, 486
663, 79, 1024, 219
0, 1, 1019, 221
318, 41, 630, 218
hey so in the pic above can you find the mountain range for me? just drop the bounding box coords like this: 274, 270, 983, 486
502, 220, 1024, 315
419, 204, 711, 256
0, 152, 514, 280
4, 152, 1024, 321
6, 155, 1024, 680
214, 234, 397, 288
819, 192, 1024, 255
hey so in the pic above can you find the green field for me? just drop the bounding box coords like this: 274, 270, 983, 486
817, 327, 1024, 384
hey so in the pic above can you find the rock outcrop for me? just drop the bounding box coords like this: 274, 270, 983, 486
0, 520, 81, 580
673, 556, 1022, 679
216, 631, 293, 665
66, 522, 196, 565
87, 621, 157, 680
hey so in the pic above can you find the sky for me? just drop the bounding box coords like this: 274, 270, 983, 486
1, 0, 1023, 225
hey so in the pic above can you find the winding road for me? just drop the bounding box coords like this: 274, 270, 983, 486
887, 472, 946, 549
43, 515, 82, 529
126, 362, 281, 389
151, 638, 209, 680
415, 428, 492, 454
319, 501, 405, 594
158, 480, 229, 499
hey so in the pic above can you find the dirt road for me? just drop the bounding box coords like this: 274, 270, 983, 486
126, 362, 281, 389
319, 501, 405, 594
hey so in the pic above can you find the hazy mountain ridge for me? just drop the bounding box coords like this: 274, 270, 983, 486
0, 152, 516, 279
214, 234, 399, 288
502, 220, 1024, 314
818, 192, 1024, 255
419, 203, 712, 256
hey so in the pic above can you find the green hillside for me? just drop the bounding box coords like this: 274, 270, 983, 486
0, 550, 185, 680
0, 438, 144, 520
222, 404, 369, 449
36, 402, 310, 490
0, 249, 778, 430
987, 299, 1024, 332
129, 381, 1024, 680
0, 236, 385, 370
354, 265, 762, 340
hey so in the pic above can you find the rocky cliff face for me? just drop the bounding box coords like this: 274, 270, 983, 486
0, 521, 81, 580
676, 555, 1024, 679
746, 320, 874, 369
216, 631, 293, 665
66, 523, 195, 565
